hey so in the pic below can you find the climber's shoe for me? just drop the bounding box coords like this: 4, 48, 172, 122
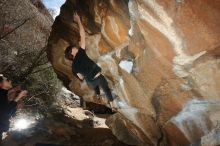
110, 101, 118, 113
111, 107, 118, 113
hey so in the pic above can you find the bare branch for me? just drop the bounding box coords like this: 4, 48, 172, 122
0, 17, 32, 40
31, 65, 52, 74
18, 46, 48, 81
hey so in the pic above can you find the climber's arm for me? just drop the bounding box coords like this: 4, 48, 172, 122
77, 73, 84, 80
74, 13, 86, 49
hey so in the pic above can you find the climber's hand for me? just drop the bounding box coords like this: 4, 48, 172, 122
73, 13, 81, 23
15, 90, 28, 102
77, 73, 84, 80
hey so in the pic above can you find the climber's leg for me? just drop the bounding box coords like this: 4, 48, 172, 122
94, 86, 100, 96
86, 80, 100, 95
97, 75, 113, 102
97, 75, 117, 111
87, 75, 116, 110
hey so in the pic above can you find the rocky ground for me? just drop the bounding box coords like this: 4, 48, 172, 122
2, 112, 130, 146
2, 88, 130, 146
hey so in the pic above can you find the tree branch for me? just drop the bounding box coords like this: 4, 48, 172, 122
31, 65, 52, 74
0, 17, 32, 40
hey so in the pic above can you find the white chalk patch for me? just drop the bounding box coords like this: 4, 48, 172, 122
117, 101, 126, 107
136, 0, 207, 78
117, 100, 130, 108
128, 0, 138, 19
171, 99, 216, 142
118, 78, 129, 102
117, 99, 139, 123
128, 28, 133, 36
173, 51, 207, 77
173, 51, 207, 66
138, 0, 184, 55
119, 60, 133, 73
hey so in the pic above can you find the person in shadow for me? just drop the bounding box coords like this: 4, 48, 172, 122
0, 75, 27, 144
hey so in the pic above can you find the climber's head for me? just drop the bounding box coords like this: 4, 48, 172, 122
65, 45, 78, 61
0, 75, 12, 89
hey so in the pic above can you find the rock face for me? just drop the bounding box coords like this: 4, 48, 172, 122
47, 0, 220, 145
0, 0, 53, 81
201, 128, 220, 146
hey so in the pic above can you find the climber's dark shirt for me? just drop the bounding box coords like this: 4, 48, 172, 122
0, 88, 17, 131
72, 48, 101, 81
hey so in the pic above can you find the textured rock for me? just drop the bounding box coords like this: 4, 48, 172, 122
47, 0, 220, 145
166, 99, 220, 145
0, 0, 53, 80
3, 112, 130, 146
201, 128, 220, 146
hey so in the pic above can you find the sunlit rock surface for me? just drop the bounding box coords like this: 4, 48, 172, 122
201, 128, 220, 146
47, 0, 220, 145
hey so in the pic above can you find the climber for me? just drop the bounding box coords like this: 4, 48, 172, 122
64, 13, 117, 111
0, 75, 28, 143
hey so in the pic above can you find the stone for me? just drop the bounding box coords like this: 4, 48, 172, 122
0, 0, 53, 80
201, 128, 220, 146
165, 99, 220, 145
47, 0, 220, 145
106, 113, 149, 146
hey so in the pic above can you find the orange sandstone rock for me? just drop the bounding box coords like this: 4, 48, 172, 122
47, 0, 220, 145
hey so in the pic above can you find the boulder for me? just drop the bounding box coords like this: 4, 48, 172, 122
47, 0, 220, 145
0, 0, 53, 80
201, 128, 220, 146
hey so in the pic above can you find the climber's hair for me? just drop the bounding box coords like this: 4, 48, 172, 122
0, 76, 3, 84
0, 75, 4, 88
65, 45, 77, 61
